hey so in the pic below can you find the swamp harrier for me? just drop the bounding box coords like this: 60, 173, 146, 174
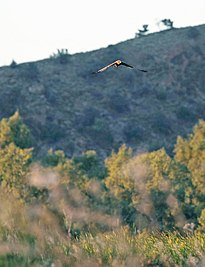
93, 59, 147, 74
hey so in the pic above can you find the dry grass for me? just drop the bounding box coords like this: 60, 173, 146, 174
0, 172, 205, 267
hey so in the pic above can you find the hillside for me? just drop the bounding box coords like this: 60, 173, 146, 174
0, 24, 205, 158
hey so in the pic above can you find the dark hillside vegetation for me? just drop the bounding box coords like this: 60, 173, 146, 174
0, 24, 205, 158
1, 22, 205, 266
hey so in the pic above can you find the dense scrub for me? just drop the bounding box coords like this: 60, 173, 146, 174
0, 112, 205, 265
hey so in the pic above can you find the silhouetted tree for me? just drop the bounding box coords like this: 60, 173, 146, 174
50, 48, 70, 64
161, 19, 174, 29
10, 60, 17, 68
136, 24, 149, 37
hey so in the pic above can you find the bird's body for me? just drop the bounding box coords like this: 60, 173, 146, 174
93, 59, 147, 74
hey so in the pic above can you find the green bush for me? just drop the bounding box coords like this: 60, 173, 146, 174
20, 63, 39, 81
155, 88, 167, 101
86, 118, 114, 148
151, 113, 172, 135
176, 106, 195, 121
123, 124, 144, 143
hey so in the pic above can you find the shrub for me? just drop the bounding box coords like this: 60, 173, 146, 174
50, 49, 70, 64
136, 24, 149, 37
151, 113, 172, 135
76, 107, 99, 130
86, 118, 114, 148
176, 106, 195, 122
123, 124, 144, 143
161, 19, 174, 29
10, 60, 17, 68
155, 88, 167, 101
20, 63, 39, 81
107, 92, 130, 114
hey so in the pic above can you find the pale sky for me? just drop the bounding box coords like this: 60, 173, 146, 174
0, 0, 204, 66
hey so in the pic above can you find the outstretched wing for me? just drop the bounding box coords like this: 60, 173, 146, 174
121, 61, 147, 72
93, 61, 116, 74
92, 59, 148, 73
120, 61, 134, 68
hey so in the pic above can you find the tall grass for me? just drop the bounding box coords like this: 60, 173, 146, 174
0, 165, 205, 266
78, 228, 205, 266
0, 194, 205, 267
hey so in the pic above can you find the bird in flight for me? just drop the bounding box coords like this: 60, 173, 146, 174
93, 59, 147, 74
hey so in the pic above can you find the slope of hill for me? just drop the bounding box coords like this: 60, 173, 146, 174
0, 24, 205, 158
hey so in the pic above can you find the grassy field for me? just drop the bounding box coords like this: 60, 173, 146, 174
0, 189, 204, 267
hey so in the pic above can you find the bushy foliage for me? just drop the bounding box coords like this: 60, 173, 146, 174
50, 48, 70, 64
176, 106, 195, 121
20, 62, 39, 81
0, 111, 33, 196
105, 144, 133, 196
10, 59, 17, 68
152, 113, 172, 135
155, 87, 167, 101
42, 148, 67, 167
161, 19, 174, 29
123, 123, 144, 144
0, 111, 32, 148
136, 24, 149, 37
1, 114, 205, 265
0, 143, 32, 195
86, 118, 114, 147
175, 120, 205, 194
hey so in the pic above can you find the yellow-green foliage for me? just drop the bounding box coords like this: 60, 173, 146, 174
1, 113, 205, 265
78, 228, 203, 266
0, 184, 205, 266
0, 143, 32, 197
175, 120, 205, 193
0, 111, 31, 149
105, 144, 133, 199
105, 146, 172, 199
198, 209, 205, 231
136, 148, 172, 190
